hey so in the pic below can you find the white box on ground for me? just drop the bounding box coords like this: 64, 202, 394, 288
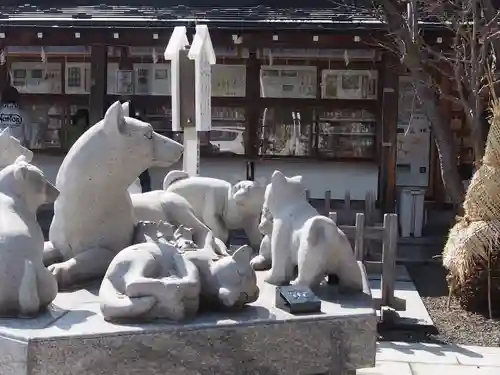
188, 24, 216, 132
164, 26, 189, 132
399, 188, 426, 237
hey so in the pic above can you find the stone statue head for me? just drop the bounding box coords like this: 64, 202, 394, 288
230, 180, 266, 216
258, 205, 274, 236
7, 155, 59, 210
264, 171, 304, 214
0, 128, 33, 166
211, 245, 259, 308
101, 101, 183, 171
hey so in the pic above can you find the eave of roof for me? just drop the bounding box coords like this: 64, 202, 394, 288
0, 4, 448, 31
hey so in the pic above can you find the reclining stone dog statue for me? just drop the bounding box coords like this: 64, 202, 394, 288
262, 170, 363, 291
0, 156, 59, 317
250, 206, 273, 271
99, 229, 259, 322
131, 190, 229, 256
163, 170, 266, 249
44, 101, 183, 289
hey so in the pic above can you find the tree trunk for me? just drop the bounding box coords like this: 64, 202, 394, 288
411, 72, 465, 204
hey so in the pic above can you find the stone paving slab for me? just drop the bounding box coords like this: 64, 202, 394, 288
357, 342, 500, 374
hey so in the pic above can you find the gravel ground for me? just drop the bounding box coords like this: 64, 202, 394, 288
379, 262, 500, 347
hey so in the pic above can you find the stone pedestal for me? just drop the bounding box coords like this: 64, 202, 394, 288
0, 263, 376, 375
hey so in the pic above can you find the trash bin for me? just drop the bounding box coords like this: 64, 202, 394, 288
398, 188, 426, 237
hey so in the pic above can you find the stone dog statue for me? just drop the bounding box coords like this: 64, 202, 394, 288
250, 206, 273, 271
131, 190, 229, 256
99, 227, 259, 321
44, 101, 183, 289
163, 171, 266, 249
0, 156, 59, 317
0, 127, 34, 168
262, 170, 363, 291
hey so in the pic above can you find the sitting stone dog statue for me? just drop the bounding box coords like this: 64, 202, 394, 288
0, 127, 34, 167
99, 231, 259, 321
0, 156, 59, 317
263, 170, 363, 291
163, 171, 266, 249
44, 101, 183, 289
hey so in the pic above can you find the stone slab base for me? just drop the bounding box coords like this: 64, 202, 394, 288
0, 263, 376, 375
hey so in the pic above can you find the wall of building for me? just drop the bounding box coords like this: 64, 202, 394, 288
31, 154, 378, 200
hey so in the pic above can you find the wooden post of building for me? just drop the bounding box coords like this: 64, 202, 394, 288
89, 45, 107, 125
379, 54, 399, 213
246, 49, 260, 170
178, 50, 198, 176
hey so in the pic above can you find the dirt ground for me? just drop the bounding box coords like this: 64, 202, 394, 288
379, 262, 500, 347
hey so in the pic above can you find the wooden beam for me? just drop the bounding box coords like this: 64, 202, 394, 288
89, 45, 107, 125
245, 49, 260, 158
378, 53, 399, 213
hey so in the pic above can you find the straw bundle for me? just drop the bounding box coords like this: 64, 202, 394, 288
462, 164, 500, 221
443, 100, 500, 315
443, 219, 500, 285
483, 100, 500, 166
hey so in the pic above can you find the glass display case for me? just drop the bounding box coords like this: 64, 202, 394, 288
258, 107, 314, 157
25, 104, 63, 150
317, 109, 376, 159
173, 107, 247, 156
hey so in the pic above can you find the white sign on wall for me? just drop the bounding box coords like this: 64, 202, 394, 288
211, 64, 246, 97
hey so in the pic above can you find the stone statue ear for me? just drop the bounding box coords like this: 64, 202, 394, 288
121, 101, 130, 117
288, 175, 303, 184
0, 127, 11, 138
271, 170, 286, 185
103, 101, 127, 136
13, 164, 27, 182
15, 155, 28, 165
232, 245, 253, 264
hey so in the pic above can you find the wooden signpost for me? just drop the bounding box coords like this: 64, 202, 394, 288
164, 25, 216, 177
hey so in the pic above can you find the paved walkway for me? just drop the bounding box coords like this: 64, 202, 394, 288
358, 342, 500, 374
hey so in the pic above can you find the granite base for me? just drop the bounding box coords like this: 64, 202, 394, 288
0, 262, 376, 375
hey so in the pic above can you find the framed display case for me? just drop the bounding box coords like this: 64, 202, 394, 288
317, 109, 377, 159
10, 62, 62, 94
26, 104, 64, 149
65, 62, 91, 94
260, 66, 317, 99
173, 107, 247, 156
258, 107, 314, 157
133, 63, 171, 96
321, 70, 377, 100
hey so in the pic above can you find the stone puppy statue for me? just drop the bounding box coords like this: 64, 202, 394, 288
0, 127, 34, 168
44, 101, 183, 289
263, 170, 363, 291
99, 237, 259, 321
0, 156, 59, 316
163, 171, 266, 249
250, 207, 273, 271
131, 190, 229, 256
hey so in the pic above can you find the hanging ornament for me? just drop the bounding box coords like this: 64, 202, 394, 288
0, 49, 5, 66
152, 48, 158, 64
40, 47, 47, 63
343, 50, 350, 67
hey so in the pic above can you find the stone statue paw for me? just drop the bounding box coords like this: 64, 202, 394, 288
250, 254, 271, 271
264, 272, 288, 286
48, 261, 73, 289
